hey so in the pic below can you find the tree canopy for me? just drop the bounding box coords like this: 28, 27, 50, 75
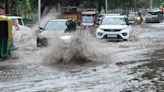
0, 0, 164, 19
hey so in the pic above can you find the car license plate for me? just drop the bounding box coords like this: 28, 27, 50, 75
107, 34, 117, 38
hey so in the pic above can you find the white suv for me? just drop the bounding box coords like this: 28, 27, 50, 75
96, 15, 132, 40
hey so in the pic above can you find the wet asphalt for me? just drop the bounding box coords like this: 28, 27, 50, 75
0, 22, 164, 92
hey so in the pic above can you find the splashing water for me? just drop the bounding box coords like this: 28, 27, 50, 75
41, 30, 107, 65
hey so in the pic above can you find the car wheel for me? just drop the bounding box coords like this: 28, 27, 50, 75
37, 38, 43, 47
42, 38, 48, 46
123, 39, 128, 41
37, 42, 42, 47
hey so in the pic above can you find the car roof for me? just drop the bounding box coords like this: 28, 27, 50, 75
149, 9, 162, 12
0, 15, 23, 19
104, 15, 127, 18
48, 19, 68, 22
102, 13, 121, 16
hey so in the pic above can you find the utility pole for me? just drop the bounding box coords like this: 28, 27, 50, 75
38, 0, 41, 27
134, 0, 136, 11
105, 0, 108, 13
150, 0, 153, 9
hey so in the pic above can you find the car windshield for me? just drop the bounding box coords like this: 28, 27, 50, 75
82, 16, 94, 23
45, 21, 66, 31
148, 12, 158, 15
101, 17, 127, 25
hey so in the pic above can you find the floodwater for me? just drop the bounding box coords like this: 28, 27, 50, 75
0, 22, 164, 92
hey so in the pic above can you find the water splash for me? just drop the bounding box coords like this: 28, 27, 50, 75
41, 30, 107, 65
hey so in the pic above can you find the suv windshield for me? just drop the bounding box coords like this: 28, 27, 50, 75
45, 21, 67, 31
102, 17, 127, 25
148, 12, 158, 15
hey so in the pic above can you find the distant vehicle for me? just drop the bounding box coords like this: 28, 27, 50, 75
160, 3, 164, 13
58, 6, 98, 28
81, 9, 98, 28
0, 16, 13, 58
128, 12, 142, 24
58, 6, 81, 22
96, 13, 121, 25
96, 15, 132, 41
0, 15, 32, 47
37, 19, 74, 47
128, 12, 136, 23
145, 10, 163, 23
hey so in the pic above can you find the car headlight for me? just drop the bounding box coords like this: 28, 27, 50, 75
60, 35, 72, 40
135, 17, 141, 20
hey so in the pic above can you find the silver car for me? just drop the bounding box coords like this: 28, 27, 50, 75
145, 10, 163, 23
37, 19, 68, 47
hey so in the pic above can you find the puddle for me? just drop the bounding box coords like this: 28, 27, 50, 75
139, 31, 164, 39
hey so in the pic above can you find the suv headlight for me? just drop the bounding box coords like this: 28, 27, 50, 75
98, 32, 103, 36
96, 28, 103, 36
122, 33, 128, 36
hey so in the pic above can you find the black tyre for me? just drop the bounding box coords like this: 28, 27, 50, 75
37, 38, 48, 47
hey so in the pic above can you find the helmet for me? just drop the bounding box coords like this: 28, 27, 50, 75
66, 20, 76, 30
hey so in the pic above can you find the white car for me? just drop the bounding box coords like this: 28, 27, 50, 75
1, 15, 33, 47
96, 15, 132, 40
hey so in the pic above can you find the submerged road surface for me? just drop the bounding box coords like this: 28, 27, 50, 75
0, 22, 164, 92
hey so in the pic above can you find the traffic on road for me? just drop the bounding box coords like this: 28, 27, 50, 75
0, 3, 164, 92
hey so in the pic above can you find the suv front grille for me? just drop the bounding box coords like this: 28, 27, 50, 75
103, 29, 121, 32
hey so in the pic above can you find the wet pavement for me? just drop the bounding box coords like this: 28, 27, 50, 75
0, 22, 164, 92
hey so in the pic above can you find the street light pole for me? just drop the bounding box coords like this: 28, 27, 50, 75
150, 0, 153, 9
134, 0, 136, 12
38, 0, 41, 27
105, 0, 108, 13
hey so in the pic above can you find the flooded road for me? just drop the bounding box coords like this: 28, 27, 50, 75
0, 22, 164, 92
